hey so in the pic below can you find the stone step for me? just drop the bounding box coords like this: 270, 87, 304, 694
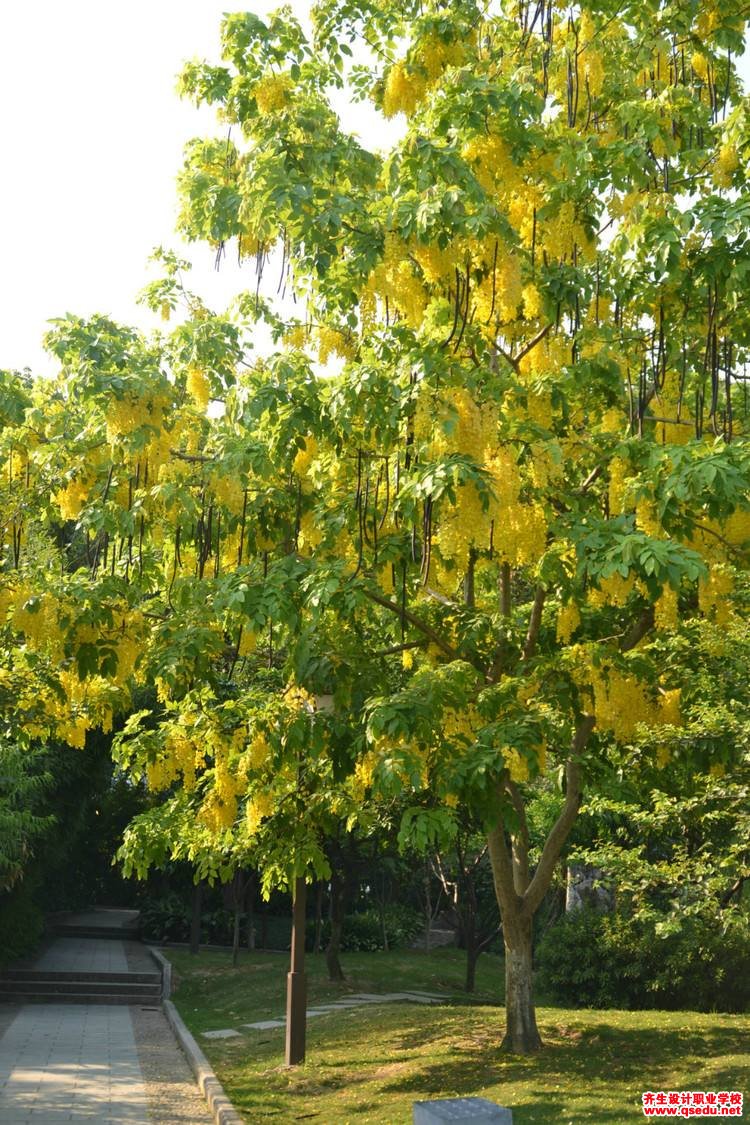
411, 928, 456, 949
1, 969, 160, 985
0, 979, 161, 998
0, 990, 160, 1006
53, 925, 140, 940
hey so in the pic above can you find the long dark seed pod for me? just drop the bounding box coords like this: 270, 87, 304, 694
214, 510, 221, 578
238, 488, 248, 567
443, 267, 463, 347
453, 261, 472, 353
378, 456, 390, 531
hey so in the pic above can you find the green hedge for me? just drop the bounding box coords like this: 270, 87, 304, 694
0, 879, 44, 967
537, 907, 750, 1013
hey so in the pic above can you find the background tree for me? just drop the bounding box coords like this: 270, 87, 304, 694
1, 0, 750, 1057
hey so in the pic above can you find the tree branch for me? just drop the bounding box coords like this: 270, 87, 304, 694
619, 607, 654, 652
499, 562, 512, 618
505, 777, 531, 896
363, 588, 461, 662
514, 321, 552, 364
487, 816, 522, 918
578, 464, 602, 494
523, 715, 595, 915
522, 586, 546, 661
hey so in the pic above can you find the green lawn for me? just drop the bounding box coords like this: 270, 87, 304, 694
166, 948, 749, 1123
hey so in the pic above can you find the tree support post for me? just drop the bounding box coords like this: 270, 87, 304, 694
285, 875, 307, 1066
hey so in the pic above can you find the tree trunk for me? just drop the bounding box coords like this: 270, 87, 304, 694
246, 877, 256, 951
463, 936, 481, 990
325, 869, 345, 982
232, 903, 241, 968
423, 862, 432, 953
378, 870, 390, 952
502, 916, 542, 1053
487, 716, 595, 1053
313, 880, 324, 954
189, 880, 202, 955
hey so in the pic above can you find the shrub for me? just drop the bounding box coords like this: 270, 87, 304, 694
0, 880, 44, 967
139, 892, 192, 942
536, 907, 750, 1013
307, 904, 423, 952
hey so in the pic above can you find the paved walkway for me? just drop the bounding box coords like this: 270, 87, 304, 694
0, 927, 213, 1124
31, 937, 130, 975
0, 1004, 149, 1123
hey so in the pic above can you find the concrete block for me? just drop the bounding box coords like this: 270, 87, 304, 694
413, 1097, 513, 1124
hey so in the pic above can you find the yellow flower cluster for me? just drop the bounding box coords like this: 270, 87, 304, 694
502, 746, 529, 783
539, 201, 595, 264
211, 472, 245, 515
412, 242, 456, 285
298, 510, 323, 552
105, 394, 168, 443
579, 13, 605, 97
382, 61, 426, 118
486, 450, 547, 568
636, 497, 662, 537
724, 508, 750, 546
517, 332, 570, 380
557, 602, 581, 644
442, 704, 480, 747
54, 477, 91, 520
654, 585, 679, 630
522, 284, 543, 320
317, 326, 356, 365
245, 791, 274, 834
698, 565, 734, 625
654, 372, 689, 445
186, 367, 211, 410
5, 450, 27, 481
351, 751, 378, 800
415, 34, 465, 81
592, 667, 655, 741
254, 73, 291, 115
292, 434, 318, 479
368, 234, 427, 327
243, 730, 270, 770
284, 324, 309, 350
713, 143, 739, 188
463, 134, 521, 196
608, 456, 629, 514
588, 572, 636, 609
238, 630, 258, 658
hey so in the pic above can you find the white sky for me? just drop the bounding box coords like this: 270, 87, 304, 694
0, 4, 747, 378
0, 0, 395, 377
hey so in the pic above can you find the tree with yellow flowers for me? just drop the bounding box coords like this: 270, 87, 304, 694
2, 0, 750, 1055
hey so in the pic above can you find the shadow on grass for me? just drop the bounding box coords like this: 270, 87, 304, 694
381, 1019, 748, 1095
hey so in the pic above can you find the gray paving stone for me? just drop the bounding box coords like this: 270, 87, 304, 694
0, 1005, 148, 1124
202, 1029, 241, 1040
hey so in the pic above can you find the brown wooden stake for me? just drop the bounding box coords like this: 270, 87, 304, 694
285, 876, 307, 1066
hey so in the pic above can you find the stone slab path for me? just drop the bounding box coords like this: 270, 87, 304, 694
31, 937, 130, 975
203, 988, 449, 1040
0, 929, 213, 1124
0, 1003, 148, 1124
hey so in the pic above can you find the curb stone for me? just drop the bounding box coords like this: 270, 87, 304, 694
163, 997, 244, 1125
147, 945, 172, 1000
